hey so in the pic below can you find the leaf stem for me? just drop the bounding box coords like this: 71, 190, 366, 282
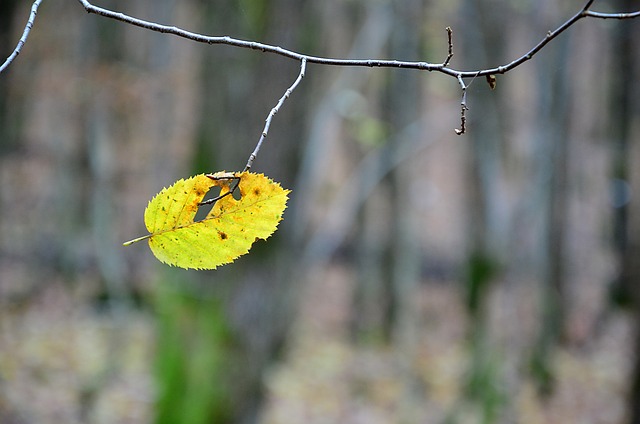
123, 233, 152, 246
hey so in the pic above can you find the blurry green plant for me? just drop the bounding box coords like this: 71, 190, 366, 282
153, 279, 237, 424
464, 333, 505, 424
350, 116, 388, 149
462, 251, 505, 424
464, 251, 498, 317
237, 0, 268, 37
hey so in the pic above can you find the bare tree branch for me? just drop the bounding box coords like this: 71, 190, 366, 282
2, 0, 637, 136
76, 0, 639, 79
244, 59, 307, 172
0, 0, 44, 74
75, 0, 639, 134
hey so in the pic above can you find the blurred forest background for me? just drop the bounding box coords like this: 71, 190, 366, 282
1, 0, 639, 423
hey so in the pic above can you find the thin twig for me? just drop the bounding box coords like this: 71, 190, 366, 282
244, 58, 307, 172
199, 57, 304, 202
454, 75, 468, 135
585, 10, 640, 19
199, 58, 306, 206
0, 0, 44, 74
76, 0, 639, 79
443, 26, 453, 67
453, 71, 482, 135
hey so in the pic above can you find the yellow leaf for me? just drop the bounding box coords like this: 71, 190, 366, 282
123, 171, 290, 270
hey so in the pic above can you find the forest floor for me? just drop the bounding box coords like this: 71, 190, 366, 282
260, 264, 634, 424
0, 280, 154, 424
0, 264, 634, 424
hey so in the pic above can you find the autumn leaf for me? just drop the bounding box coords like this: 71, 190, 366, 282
123, 171, 289, 270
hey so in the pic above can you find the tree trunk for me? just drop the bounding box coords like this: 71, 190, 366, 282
458, 0, 509, 420
608, 0, 640, 421
529, 28, 571, 397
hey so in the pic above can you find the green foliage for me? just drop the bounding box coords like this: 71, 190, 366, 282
461, 250, 505, 423
237, 0, 269, 37
465, 333, 506, 424
153, 279, 237, 424
464, 251, 499, 316
529, 346, 555, 397
350, 116, 388, 148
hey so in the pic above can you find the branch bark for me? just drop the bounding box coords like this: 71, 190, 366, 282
71, 0, 639, 79
70, 0, 639, 136
1, 0, 639, 145
0, 0, 44, 73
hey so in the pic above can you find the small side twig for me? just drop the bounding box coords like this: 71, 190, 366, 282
454, 72, 481, 135
243, 58, 307, 172
442, 26, 453, 67
198, 59, 307, 207
454, 75, 468, 135
0, 0, 44, 74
